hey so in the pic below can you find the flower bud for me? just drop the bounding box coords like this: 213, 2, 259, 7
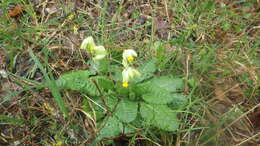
92, 45, 107, 60
80, 36, 95, 51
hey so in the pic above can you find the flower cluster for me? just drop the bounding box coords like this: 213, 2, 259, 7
80, 37, 140, 88
80, 36, 107, 61
121, 49, 140, 88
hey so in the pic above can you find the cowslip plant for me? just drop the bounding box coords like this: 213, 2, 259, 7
55, 36, 187, 142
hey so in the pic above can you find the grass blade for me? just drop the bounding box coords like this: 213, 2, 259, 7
29, 49, 68, 117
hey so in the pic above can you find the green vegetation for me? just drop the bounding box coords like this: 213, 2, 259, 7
0, 0, 259, 145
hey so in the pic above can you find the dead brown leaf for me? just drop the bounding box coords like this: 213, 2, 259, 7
248, 108, 260, 131
9, 5, 24, 17
212, 88, 233, 104
0, 49, 5, 68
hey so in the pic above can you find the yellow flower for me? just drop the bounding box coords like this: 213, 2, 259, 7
68, 14, 75, 20
122, 49, 137, 67
80, 37, 107, 61
73, 24, 79, 34
122, 82, 129, 88
127, 56, 134, 62
122, 67, 140, 87
43, 103, 54, 112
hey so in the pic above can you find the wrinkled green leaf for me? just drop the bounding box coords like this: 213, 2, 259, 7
135, 58, 157, 82
140, 103, 179, 131
170, 93, 188, 109
141, 90, 172, 104
56, 70, 99, 96
138, 82, 174, 104
91, 76, 114, 91
106, 96, 118, 110
135, 80, 186, 105
150, 76, 184, 92
123, 125, 136, 135
98, 116, 123, 139
115, 99, 138, 123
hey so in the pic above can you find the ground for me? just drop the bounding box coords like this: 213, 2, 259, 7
0, 0, 259, 145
